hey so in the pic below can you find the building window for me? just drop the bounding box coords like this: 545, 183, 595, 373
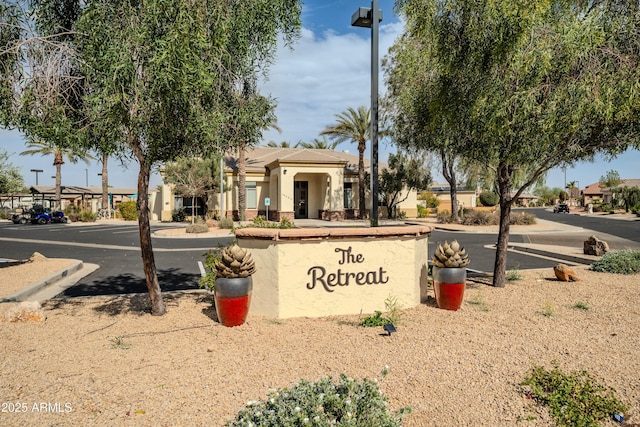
344, 183, 353, 209
246, 182, 257, 209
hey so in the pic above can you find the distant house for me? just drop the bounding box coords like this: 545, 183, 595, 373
426, 184, 477, 212
583, 179, 640, 206
158, 147, 421, 222
583, 182, 604, 205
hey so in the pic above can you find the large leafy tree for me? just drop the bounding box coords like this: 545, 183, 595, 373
388, 0, 640, 287
0, 148, 24, 195
163, 157, 218, 224
75, 0, 301, 315
321, 106, 370, 219
379, 151, 431, 219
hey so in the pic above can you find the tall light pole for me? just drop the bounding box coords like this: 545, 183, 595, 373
352, 0, 382, 226
30, 169, 43, 185
85, 168, 88, 187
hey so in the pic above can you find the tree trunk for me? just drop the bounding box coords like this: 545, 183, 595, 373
55, 164, 62, 210
238, 142, 246, 222
135, 154, 165, 315
54, 150, 64, 210
191, 195, 196, 224
492, 163, 513, 288
441, 149, 458, 222
358, 139, 366, 219
101, 152, 109, 217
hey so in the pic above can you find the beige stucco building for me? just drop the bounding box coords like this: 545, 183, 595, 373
159, 147, 422, 222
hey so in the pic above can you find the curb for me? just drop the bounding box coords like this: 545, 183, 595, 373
0, 261, 98, 302
507, 244, 598, 265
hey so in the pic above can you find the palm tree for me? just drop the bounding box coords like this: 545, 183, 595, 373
297, 136, 341, 150
320, 106, 369, 219
266, 141, 294, 148
20, 140, 95, 209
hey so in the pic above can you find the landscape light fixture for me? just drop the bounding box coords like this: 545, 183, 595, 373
30, 169, 43, 185
383, 323, 396, 336
351, 0, 382, 226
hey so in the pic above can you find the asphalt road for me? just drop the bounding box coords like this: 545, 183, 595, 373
1, 209, 637, 296
0, 221, 234, 296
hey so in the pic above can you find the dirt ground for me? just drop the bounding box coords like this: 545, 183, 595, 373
0, 261, 639, 426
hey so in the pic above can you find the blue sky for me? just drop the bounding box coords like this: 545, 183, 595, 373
1, 0, 638, 191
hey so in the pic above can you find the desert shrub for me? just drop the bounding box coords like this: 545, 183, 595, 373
80, 210, 98, 222
228, 371, 410, 427
418, 191, 440, 208
521, 364, 627, 427
479, 191, 499, 207
631, 203, 640, 215
359, 311, 391, 327
218, 217, 234, 229
279, 216, 294, 229
186, 223, 209, 233
436, 210, 454, 223
0, 207, 11, 219
591, 250, 640, 274
235, 215, 295, 230
461, 209, 498, 225
416, 205, 430, 218
198, 249, 220, 291
172, 208, 186, 222
593, 202, 613, 213
118, 201, 138, 221
510, 211, 537, 225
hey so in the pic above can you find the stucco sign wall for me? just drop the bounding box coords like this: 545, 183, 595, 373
235, 226, 432, 319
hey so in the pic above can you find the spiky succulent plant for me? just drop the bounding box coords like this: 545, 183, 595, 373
215, 243, 256, 278
432, 240, 470, 268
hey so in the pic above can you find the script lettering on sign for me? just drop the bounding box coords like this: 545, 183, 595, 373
306, 246, 389, 293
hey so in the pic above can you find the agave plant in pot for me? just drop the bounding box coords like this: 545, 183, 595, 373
201, 243, 256, 327
431, 240, 470, 311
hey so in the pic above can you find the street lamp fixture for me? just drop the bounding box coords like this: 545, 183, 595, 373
30, 169, 44, 185
351, 1, 382, 226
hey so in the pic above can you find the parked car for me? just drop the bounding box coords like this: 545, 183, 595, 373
553, 203, 570, 213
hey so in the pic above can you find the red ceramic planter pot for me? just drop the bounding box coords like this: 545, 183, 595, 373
214, 277, 253, 327
432, 266, 467, 311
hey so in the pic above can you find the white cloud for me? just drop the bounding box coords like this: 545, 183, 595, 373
259, 22, 404, 149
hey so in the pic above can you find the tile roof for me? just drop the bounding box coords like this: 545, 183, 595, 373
224, 146, 371, 174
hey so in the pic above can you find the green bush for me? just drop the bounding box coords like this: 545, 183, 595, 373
228, 371, 410, 427
198, 250, 220, 291
118, 201, 138, 221
186, 223, 209, 233
593, 202, 613, 213
359, 311, 392, 327
521, 364, 627, 427
418, 191, 440, 208
218, 217, 235, 229
591, 250, 640, 274
416, 205, 429, 218
172, 208, 186, 222
479, 191, 499, 207
80, 210, 98, 222
631, 203, 640, 215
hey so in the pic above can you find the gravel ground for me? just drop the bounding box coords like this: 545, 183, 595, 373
0, 265, 638, 426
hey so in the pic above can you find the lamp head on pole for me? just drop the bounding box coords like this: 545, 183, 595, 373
351, 6, 382, 28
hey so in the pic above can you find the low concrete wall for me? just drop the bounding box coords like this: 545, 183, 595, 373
234, 225, 433, 319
